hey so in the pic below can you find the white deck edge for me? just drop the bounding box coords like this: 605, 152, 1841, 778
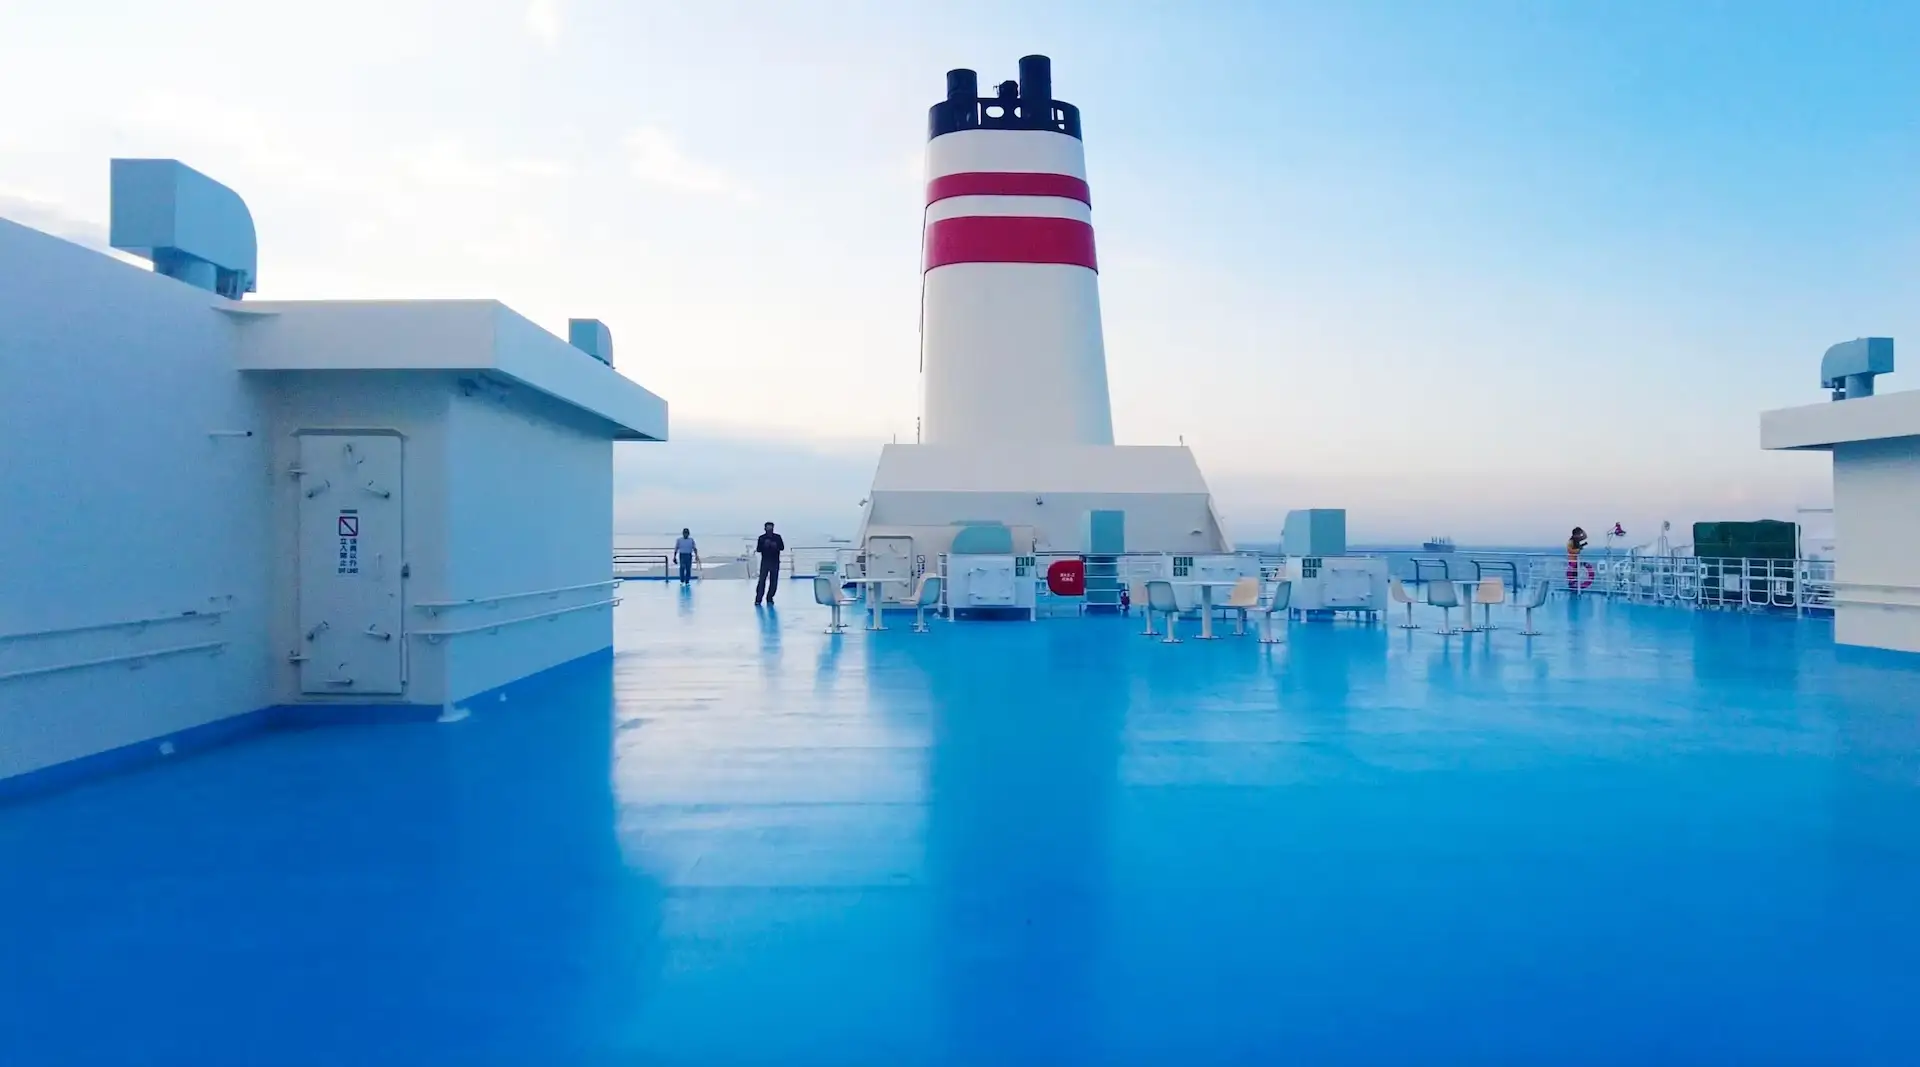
1761, 388, 1920, 451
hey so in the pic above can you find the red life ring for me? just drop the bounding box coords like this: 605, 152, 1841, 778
1565, 560, 1595, 589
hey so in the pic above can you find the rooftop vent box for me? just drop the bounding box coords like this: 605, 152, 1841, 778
108, 158, 257, 299
1820, 337, 1893, 401
568, 319, 614, 367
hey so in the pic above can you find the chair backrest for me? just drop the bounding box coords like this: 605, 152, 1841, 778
1426, 580, 1460, 608
1145, 579, 1179, 614
1268, 579, 1292, 611
813, 575, 838, 607
1474, 577, 1505, 604
1390, 577, 1414, 604
915, 575, 944, 607
1223, 577, 1261, 608
1523, 579, 1550, 609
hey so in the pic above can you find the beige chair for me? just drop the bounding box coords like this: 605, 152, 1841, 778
1259, 580, 1292, 644
1426, 579, 1462, 635
910, 575, 945, 632
1472, 578, 1505, 631
1389, 578, 1420, 630
1146, 580, 1182, 644
1221, 577, 1262, 635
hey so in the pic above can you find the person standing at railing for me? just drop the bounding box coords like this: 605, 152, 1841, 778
754, 522, 785, 606
674, 528, 700, 585
1566, 526, 1589, 592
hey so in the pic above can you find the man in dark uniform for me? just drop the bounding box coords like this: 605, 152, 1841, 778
754, 521, 785, 605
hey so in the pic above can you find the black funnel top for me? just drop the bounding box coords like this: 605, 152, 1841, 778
929, 55, 1082, 141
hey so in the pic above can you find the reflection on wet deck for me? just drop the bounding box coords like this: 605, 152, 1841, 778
4, 584, 1918, 1064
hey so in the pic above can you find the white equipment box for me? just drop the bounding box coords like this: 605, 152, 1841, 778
1286, 555, 1388, 617
946, 554, 1038, 618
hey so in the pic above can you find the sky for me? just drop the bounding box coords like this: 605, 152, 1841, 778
4, 0, 1915, 546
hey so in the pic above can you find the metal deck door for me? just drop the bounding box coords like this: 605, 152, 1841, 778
297, 434, 404, 694
866, 536, 916, 603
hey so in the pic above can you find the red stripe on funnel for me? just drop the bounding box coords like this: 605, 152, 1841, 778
924, 216, 1098, 271
926, 171, 1091, 206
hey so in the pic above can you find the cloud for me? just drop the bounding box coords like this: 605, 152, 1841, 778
394, 138, 569, 192
525, 0, 561, 48
626, 127, 754, 202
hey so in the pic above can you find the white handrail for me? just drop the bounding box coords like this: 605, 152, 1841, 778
1833, 597, 1920, 610
0, 605, 231, 644
409, 598, 620, 642
0, 640, 227, 683
414, 581, 619, 615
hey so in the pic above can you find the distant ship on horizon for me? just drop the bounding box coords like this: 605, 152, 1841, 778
1421, 536, 1456, 553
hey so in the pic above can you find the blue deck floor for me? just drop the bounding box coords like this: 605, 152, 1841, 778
5, 587, 1920, 1065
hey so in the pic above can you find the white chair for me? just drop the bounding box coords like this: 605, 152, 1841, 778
1259, 580, 1292, 644
1221, 577, 1262, 636
1389, 578, 1420, 629
1518, 579, 1549, 635
910, 575, 944, 632
814, 575, 850, 634
1472, 578, 1505, 631
1426, 579, 1462, 635
1146, 580, 1182, 643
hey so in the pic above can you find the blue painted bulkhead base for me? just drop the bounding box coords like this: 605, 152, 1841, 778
0, 647, 613, 804
4, 589, 1920, 1065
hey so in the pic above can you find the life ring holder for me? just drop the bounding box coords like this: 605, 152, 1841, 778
1565, 560, 1595, 590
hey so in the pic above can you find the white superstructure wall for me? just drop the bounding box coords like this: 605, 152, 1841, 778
1832, 436, 1920, 653
1, 218, 664, 790
0, 219, 273, 779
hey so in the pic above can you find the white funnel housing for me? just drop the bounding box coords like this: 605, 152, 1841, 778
920, 56, 1113, 447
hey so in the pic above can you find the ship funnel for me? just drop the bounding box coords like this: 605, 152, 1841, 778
918, 55, 1109, 447
109, 159, 257, 299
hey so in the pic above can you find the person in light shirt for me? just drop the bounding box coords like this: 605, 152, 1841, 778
673, 528, 699, 585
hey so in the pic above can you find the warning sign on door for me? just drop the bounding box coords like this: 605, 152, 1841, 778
337, 510, 360, 575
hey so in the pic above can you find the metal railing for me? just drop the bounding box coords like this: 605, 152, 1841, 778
0, 600, 234, 685
0, 640, 228, 684
414, 580, 619, 616
409, 598, 621, 643
1502, 554, 1836, 614
0, 602, 233, 644
613, 550, 672, 578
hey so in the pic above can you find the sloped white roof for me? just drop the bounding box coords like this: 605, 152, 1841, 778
229, 299, 667, 441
